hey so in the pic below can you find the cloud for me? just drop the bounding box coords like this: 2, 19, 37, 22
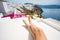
6, 0, 60, 5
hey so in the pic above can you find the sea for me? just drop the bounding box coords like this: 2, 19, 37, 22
42, 8, 60, 21
35, 5, 60, 21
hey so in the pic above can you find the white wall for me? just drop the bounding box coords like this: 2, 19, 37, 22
0, 18, 60, 40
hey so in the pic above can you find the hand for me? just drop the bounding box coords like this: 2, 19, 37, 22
23, 16, 47, 40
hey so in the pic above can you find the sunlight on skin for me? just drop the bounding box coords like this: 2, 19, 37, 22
23, 16, 47, 40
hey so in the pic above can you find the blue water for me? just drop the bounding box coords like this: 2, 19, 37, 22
42, 8, 60, 21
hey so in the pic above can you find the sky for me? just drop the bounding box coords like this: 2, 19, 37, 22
6, 0, 60, 5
